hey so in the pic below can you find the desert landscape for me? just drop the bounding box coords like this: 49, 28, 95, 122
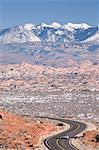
0, 0, 99, 148
0, 38, 99, 150
0, 54, 99, 149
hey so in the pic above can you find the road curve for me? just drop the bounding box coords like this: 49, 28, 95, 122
40, 117, 86, 150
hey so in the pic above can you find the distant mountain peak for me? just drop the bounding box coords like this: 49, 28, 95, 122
41, 23, 49, 27
61, 23, 91, 31
67, 22, 90, 28
50, 22, 61, 29
23, 23, 35, 30
40, 22, 62, 29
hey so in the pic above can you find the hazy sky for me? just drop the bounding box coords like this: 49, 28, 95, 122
0, 0, 99, 28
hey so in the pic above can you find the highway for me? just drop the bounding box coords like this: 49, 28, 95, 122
43, 117, 86, 150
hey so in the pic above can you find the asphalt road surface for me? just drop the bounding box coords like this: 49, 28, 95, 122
43, 117, 86, 150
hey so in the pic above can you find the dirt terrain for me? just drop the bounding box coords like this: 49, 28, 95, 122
72, 129, 99, 150
0, 110, 58, 149
83, 130, 99, 148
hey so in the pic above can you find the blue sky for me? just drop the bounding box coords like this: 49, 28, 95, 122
0, 0, 99, 28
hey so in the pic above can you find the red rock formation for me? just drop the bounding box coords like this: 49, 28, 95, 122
83, 130, 99, 148
0, 110, 56, 149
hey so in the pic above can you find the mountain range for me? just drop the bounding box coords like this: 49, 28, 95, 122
0, 22, 99, 44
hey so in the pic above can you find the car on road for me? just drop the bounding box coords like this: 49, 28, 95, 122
58, 135, 70, 139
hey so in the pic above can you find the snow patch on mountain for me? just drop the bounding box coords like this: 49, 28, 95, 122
61, 23, 91, 31
40, 23, 50, 28
50, 22, 61, 29
55, 30, 64, 35
83, 31, 99, 42
23, 23, 35, 30
40, 22, 61, 29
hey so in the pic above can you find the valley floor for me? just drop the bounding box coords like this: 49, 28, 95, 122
0, 62, 99, 149
0, 62, 99, 122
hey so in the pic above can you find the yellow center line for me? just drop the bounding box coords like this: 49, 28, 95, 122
56, 139, 65, 150
56, 123, 80, 150
44, 122, 73, 150
67, 123, 80, 135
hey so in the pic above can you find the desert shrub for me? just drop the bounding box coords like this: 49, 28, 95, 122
83, 133, 85, 137
57, 123, 63, 126
95, 134, 99, 142
93, 62, 98, 65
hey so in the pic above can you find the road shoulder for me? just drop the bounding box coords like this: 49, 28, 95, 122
70, 121, 99, 150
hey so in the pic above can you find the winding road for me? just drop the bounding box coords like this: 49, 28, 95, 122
42, 117, 86, 150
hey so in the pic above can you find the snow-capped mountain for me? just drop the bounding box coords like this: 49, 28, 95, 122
0, 22, 98, 44
0, 24, 40, 43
